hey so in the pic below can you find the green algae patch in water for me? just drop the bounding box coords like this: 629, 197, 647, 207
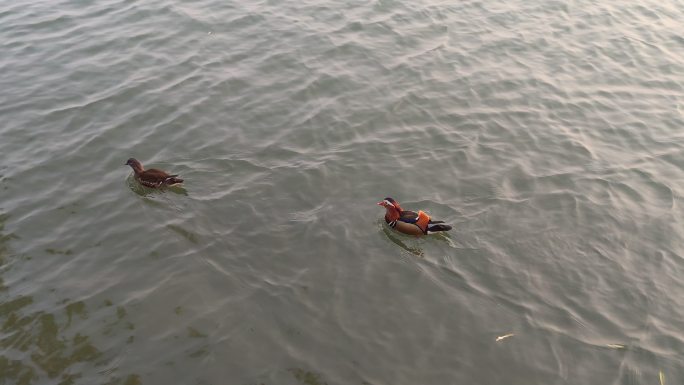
187, 326, 207, 338
0, 214, 138, 385
64, 301, 87, 327
288, 368, 329, 385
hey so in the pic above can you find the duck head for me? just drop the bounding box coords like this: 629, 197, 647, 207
125, 158, 144, 173
377, 197, 402, 220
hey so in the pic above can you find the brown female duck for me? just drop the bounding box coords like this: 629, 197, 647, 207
377, 197, 451, 236
125, 158, 183, 188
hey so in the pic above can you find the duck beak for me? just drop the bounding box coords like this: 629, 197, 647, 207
376, 201, 385, 206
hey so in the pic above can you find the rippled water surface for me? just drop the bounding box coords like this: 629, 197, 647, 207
1, 0, 684, 383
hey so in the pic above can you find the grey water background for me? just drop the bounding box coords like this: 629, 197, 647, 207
1, 0, 683, 383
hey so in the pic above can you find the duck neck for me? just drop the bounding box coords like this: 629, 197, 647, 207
128, 161, 144, 174
384, 206, 401, 222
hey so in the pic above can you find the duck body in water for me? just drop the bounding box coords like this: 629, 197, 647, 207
125, 158, 183, 188
377, 197, 452, 236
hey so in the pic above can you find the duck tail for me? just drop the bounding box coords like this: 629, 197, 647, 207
429, 220, 445, 224
164, 176, 184, 186
427, 224, 451, 232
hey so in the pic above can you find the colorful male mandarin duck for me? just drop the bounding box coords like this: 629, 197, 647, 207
125, 158, 183, 188
377, 197, 452, 236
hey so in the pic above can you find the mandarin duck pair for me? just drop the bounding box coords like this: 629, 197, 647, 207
125, 159, 451, 236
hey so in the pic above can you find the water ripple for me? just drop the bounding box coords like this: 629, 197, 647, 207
1, 0, 684, 383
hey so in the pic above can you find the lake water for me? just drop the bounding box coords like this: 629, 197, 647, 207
1, 0, 683, 384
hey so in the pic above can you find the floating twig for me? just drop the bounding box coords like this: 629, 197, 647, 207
495, 333, 515, 342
